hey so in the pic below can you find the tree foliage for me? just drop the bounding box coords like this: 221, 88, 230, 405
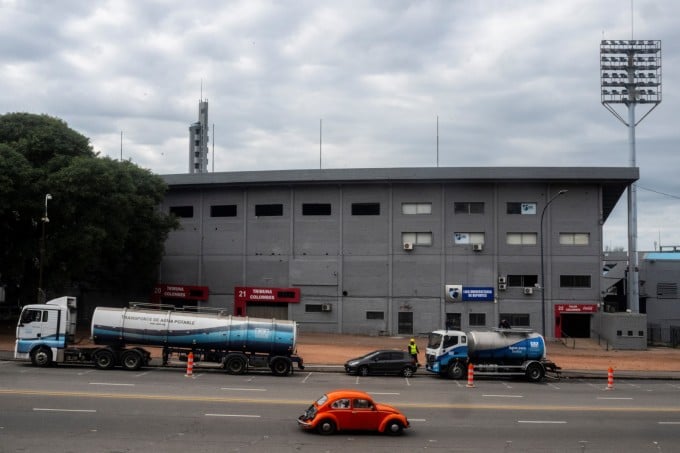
0, 113, 177, 305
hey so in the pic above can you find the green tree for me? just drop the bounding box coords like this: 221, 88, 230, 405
0, 113, 177, 305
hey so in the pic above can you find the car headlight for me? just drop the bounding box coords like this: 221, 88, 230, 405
347, 360, 359, 366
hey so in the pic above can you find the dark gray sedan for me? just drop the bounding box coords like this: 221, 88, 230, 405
344, 350, 419, 377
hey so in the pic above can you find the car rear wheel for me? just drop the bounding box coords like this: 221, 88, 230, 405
316, 419, 336, 435
401, 367, 415, 378
385, 420, 404, 435
525, 362, 545, 382
358, 366, 369, 376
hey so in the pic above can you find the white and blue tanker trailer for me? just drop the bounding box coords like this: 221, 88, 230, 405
425, 328, 560, 382
15, 297, 304, 376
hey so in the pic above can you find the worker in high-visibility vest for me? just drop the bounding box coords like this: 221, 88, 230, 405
408, 338, 419, 365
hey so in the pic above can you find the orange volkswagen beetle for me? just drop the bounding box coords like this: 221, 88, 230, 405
297, 389, 410, 435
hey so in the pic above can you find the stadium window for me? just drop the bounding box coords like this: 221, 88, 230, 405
506, 232, 537, 245
366, 311, 384, 320
210, 204, 237, 217
302, 203, 332, 215
402, 202, 432, 215
507, 202, 536, 215
454, 202, 484, 214
469, 313, 486, 327
351, 203, 380, 215
170, 206, 194, 218
559, 233, 590, 245
560, 275, 591, 288
402, 232, 433, 246
453, 232, 485, 244
305, 304, 323, 313
255, 204, 283, 216
499, 313, 530, 327
507, 275, 538, 287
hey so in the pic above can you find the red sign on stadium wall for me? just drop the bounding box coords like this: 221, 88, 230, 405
233, 286, 300, 317
554, 303, 598, 313
152, 284, 209, 303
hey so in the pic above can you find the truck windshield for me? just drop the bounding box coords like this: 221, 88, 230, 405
427, 333, 443, 349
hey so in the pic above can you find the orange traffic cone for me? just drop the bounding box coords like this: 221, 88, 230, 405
606, 367, 614, 390
185, 352, 194, 378
466, 363, 475, 388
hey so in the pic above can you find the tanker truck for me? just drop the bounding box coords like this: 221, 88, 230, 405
425, 328, 560, 382
14, 296, 304, 376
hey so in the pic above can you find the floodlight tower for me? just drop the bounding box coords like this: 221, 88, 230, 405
600, 39, 662, 313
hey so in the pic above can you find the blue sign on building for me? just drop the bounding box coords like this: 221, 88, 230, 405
462, 287, 494, 301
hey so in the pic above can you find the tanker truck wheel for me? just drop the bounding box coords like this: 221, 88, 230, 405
447, 362, 465, 380
121, 350, 143, 371
525, 362, 545, 382
93, 349, 116, 370
224, 355, 247, 375
270, 357, 292, 376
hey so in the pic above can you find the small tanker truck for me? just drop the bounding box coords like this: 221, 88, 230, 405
15, 296, 304, 376
425, 328, 560, 382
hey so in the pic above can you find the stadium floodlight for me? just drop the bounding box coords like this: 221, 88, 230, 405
600, 39, 662, 313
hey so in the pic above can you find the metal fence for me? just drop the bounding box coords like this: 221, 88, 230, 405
648, 324, 680, 348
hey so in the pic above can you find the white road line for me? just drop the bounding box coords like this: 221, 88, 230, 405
205, 414, 261, 418
596, 397, 634, 400
409, 418, 427, 422
77, 370, 96, 376
301, 372, 312, 383
483, 394, 524, 398
134, 371, 151, 377
89, 382, 135, 386
370, 392, 400, 395
34, 408, 96, 413
658, 421, 680, 425
548, 383, 561, 390
220, 387, 267, 392
518, 420, 567, 424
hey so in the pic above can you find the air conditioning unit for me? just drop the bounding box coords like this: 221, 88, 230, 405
523, 287, 534, 295
321, 303, 333, 312
472, 243, 483, 252
498, 276, 507, 284
403, 242, 414, 251
498, 283, 507, 291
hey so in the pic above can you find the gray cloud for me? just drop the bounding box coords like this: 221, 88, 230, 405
1, 0, 678, 250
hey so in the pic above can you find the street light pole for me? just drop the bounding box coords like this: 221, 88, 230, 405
37, 193, 52, 303
540, 189, 567, 337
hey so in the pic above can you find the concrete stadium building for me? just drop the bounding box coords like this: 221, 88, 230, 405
158, 166, 638, 339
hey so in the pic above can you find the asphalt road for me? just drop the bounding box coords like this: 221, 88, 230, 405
1, 360, 679, 452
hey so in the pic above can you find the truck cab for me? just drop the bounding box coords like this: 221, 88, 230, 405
425, 329, 468, 379
15, 296, 77, 366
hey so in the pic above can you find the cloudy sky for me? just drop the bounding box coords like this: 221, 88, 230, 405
2, 0, 679, 251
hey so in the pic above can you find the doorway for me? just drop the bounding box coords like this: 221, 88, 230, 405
560, 313, 591, 338
398, 312, 413, 335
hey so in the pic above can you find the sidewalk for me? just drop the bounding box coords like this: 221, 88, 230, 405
3, 322, 680, 380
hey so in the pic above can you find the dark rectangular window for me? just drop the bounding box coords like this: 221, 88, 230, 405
351, 203, 380, 215
366, 311, 384, 320
499, 313, 530, 327
170, 206, 194, 218
469, 313, 486, 327
210, 204, 237, 217
507, 202, 523, 214
454, 202, 484, 214
305, 304, 323, 313
507, 275, 538, 287
255, 204, 283, 216
302, 203, 332, 216
560, 275, 591, 288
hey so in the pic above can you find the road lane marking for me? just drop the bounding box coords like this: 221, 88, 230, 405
34, 408, 96, 413
658, 421, 680, 425
89, 382, 135, 386
409, 418, 427, 422
597, 397, 633, 400
548, 383, 561, 390
134, 371, 151, 377
370, 392, 400, 395
77, 370, 96, 376
220, 387, 267, 392
301, 373, 312, 383
518, 420, 567, 424
4, 389, 680, 413
205, 413, 260, 418
483, 394, 523, 398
